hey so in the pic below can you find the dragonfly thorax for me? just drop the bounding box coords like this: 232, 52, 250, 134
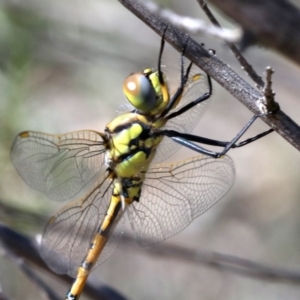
105, 112, 162, 179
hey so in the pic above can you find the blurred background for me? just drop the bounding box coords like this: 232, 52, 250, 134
1, 0, 300, 299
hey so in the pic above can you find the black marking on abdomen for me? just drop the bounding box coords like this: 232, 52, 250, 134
99, 201, 122, 237
65, 291, 77, 300
81, 260, 93, 271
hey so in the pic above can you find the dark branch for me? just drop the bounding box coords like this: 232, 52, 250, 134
0, 292, 12, 300
121, 233, 300, 285
0, 223, 127, 300
198, 0, 264, 88
2, 221, 300, 289
206, 0, 300, 66
118, 0, 300, 151
4, 251, 60, 300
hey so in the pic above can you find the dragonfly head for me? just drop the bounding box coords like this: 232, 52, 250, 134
123, 68, 169, 115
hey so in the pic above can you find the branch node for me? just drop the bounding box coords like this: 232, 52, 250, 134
257, 67, 279, 114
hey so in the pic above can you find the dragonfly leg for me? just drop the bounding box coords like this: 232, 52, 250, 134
162, 114, 274, 158
159, 37, 195, 118
166, 73, 212, 120
157, 26, 168, 85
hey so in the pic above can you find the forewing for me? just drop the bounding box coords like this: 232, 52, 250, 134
41, 176, 124, 277
153, 63, 211, 163
128, 155, 235, 246
11, 130, 107, 201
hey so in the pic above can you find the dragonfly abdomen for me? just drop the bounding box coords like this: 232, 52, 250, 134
66, 194, 124, 300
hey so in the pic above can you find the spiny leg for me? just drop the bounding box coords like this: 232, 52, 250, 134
159, 35, 196, 118
166, 73, 212, 120
157, 26, 168, 85
162, 114, 274, 158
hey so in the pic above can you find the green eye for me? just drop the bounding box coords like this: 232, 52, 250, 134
123, 73, 157, 113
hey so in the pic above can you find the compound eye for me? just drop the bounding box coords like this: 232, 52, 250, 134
123, 73, 157, 113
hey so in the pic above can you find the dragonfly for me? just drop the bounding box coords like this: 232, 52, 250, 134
11, 32, 273, 300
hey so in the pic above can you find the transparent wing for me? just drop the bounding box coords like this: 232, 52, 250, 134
153, 62, 211, 163
11, 130, 107, 201
41, 176, 124, 277
128, 155, 235, 246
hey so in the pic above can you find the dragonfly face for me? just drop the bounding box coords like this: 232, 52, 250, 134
123, 68, 169, 115
11, 37, 235, 300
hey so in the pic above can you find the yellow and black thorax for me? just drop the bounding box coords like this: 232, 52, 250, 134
104, 67, 172, 202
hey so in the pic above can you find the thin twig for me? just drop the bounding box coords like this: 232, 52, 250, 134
206, 0, 300, 67
118, 0, 300, 151
143, 0, 241, 42
121, 233, 300, 285
198, 1, 278, 115
197, 0, 264, 88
